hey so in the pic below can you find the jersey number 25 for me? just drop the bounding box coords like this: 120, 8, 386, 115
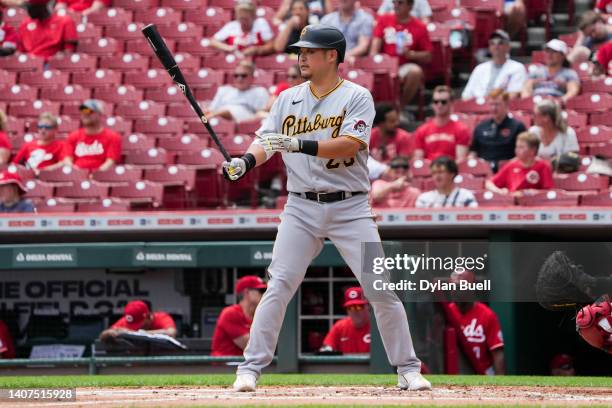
326, 158, 355, 169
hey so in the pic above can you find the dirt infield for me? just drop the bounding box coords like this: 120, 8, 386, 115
3, 385, 612, 407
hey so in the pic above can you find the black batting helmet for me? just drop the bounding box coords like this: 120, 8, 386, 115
289, 24, 346, 63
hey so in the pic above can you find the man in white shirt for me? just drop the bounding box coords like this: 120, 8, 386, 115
461, 30, 527, 100
415, 156, 478, 208
205, 61, 270, 122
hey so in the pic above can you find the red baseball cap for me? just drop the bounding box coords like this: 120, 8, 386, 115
343, 286, 368, 308
0, 170, 26, 193
235, 275, 267, 294
123, 300, 150, 330
550, 353, 574, 370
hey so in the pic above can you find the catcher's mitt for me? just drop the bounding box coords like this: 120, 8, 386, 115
536, 251, 600, 311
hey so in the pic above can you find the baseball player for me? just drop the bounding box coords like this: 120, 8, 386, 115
223, 24, 431, 392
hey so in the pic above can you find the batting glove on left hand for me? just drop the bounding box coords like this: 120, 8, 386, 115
259, 133, 300, 154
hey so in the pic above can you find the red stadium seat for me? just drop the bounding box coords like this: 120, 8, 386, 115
0, 53, 44, 72
104, 22, 144, 41
410, 159, 432, 178
565, 93, 612, 113
92, 165, 143, 186
581, 78, 612, 94
104, 116, 133, 134
75, 22, 103, 41
55, 180, 109, 201
343, 69, 374, 90
235, 118, 262, 135
474, 191, 515, 207
122, 133, 157, 152
177, 39, 219, 58
0, 70, 16, 87
219, 134, 252, 157
5, 116, 25, 134
77, 38, 121, 57
134, 8, 182, 25
458, 158, 493, 177
23, 179, 55, 200
161, 0, 204, 10
35, 198, 76, 213
2, 7, 27, 28
124, 69, 174, 89
19, 69, 69, 89
564, 110, 587, 129
0, 84, 37, 102
516, 190, 579, 207
208, 0, 238, 10
259, 0, 283, 7
559, 32, 579, 48
10, 100, 61, 118
158, 134, 208, 153
94, 85, 144, 104
251, 70, 275, 88
88, 8, 133, 28
186, 116, 234, 137
580, 191, 612, 206
98, 53, 149, 72
184, 7, 231, 36
454, 174, 485, 191
176, 147, 225, 168
124, 148, 170, 167
508, 111, 532, 127
56, 115, 79, 134
38, 165, 89, 184
508, 96, 539, 112
8, 132, 35, 150
202, 52, 241, 71
113, 0, 158, 11
133, 116, 184, 135
589, 141, 612, 158
576, 126, 612, 145
255, 6, 276, 21
167, 102, 208, 118
144, 85, 187, 104
590, 112, 612, 127
48, 53, 97, 72
124, 38, 177, 57
432, 7, 476, 28
114, 100, 166, 119
72, 69, 122, 88
183, 68, 225, 92
150, 52, 200, 72
453, 98, 491, 114
554, 173, 609, 192
353, 54, 399, 102
77, 198, 131, 212
156, 22, 203, 40
40, 85, 91, 103
255, 54, 297, 73
111, 181, 164, 208
5, 164, 35, 181
573, 61, 594, 80
144, 164, 197, 208
530, 50, 546, 65
61, 101, 89, 117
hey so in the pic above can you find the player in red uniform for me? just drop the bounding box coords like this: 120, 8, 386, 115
18, 0, 77, 60
443, 270, 505, 375
12, 112, 65, 172
0, 320, 15, 359
486, 131, 554, 194
370, 0, 432, 107
320, 287, 371, 354
211, 275, 267, 356
64, 100, 122, 171
413, 86, 470, 162
100, 300, 177, 341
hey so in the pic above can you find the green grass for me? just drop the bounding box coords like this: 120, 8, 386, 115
0, 374, 610, 389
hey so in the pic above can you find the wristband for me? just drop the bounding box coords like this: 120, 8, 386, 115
298, 140, 318, 156
242, 153, 256, 171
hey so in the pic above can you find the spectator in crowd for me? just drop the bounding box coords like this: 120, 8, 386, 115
470, 89, 526, 172
485, 131, 554, 195
462, 30, 527, 100
377, 0, 432, 23
529, 99, 579, 161
522, 40, 580, 103
415, 156, 478, 208
54, 0, 109, 16
550, 353, 576, 376
12, 112, 66, 173
0, 170, 35, 213
18, 0, 77, 60
441, 269, 505, 375
206, 61, 269, 123
0, 111, 11, 166
259, 64, 304, 116
413, 86, 471, 162
63, 99, 121, 171
596, 0, 612, 14
100, 300, 177, 341
370, 103, 413, 163
211, 275, 267, 356
370, 0, 433, 109
371, 156, 421, 208
210, 0, 274, 57
0, 0, 25, 6
594, 40, 612, 76
0, 7, 18, 56
0, 319, 15, 359
320, 0, 373, 63
273, 0, 332, 26
274, 0, 310, 54
504, 0, 526, 40
320, 287, 371, 354
568, 11, 612, 64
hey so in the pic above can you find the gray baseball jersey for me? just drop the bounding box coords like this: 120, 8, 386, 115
256, 79, 374, 192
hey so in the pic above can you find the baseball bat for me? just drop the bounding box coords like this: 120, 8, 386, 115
141, 23, 232, 162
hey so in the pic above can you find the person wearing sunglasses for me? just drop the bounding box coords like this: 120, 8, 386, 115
320, 286, 371, 354
370, 0, 433, 109
12, 112, 66, 173
211, 275, 267, 357
63, 99, 121, 171
206, 60, 270, 123
413, 86, 470, 162
0, 111, 11, 166
461, 30, 527, 100
371, 156, 421, 208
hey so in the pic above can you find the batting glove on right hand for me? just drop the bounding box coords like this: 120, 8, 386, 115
222, 158, 247, 181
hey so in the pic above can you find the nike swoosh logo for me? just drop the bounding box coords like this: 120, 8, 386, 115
291, 100, 303, 105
